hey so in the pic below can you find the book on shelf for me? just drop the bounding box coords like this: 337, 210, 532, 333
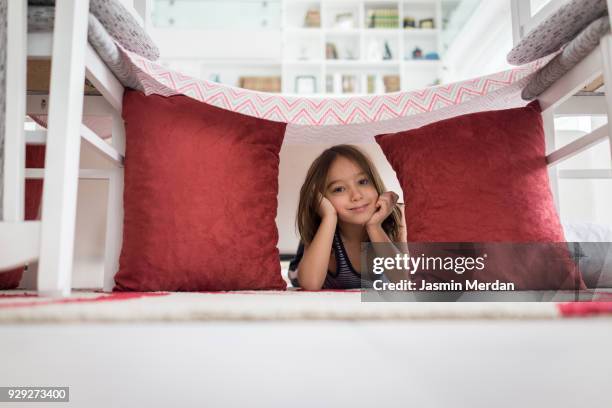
326, 43, 338, 60
419, 18, 435, 29
366, 8, 399, 29
326, 73, 359, 94
304, 9, 321, 28
239, 76, 281, 93
383, 75, 400, 92
342, 75, 357, 93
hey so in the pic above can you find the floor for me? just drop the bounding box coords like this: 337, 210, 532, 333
1, 319, 612, 407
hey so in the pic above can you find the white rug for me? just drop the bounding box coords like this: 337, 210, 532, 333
0, 289, 573, 322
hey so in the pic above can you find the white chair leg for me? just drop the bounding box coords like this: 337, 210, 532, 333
599, 34, 612, 167
103, 169, 124, 292
102, 113, 125, 292
37, 0, 90, 297
3, 0, 27, 222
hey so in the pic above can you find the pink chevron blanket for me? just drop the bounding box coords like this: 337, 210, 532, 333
116, 47, 551, 144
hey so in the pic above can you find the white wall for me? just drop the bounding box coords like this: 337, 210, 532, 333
149, 28, 282, 87
441, 0, 513, 83
149, 29, 281, 61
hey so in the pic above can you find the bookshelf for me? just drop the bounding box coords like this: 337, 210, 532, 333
151, 0, 442, 95
281, 0, 443, 95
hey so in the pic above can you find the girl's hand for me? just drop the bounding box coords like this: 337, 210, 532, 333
366, 191, 399, 227
316, 193, 337, 219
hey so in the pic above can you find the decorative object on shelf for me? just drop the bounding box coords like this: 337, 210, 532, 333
304, 8, 320, 28
344, 48, 357, 60
239, 76, 281, 93
326, 42, 338, 59
295, 75, 317, 94
403, 16, 416, 29
342, 75, 357, 93
367, 39, 382, 61
424, 51, 440, 60
366, 8, 399, 28
335, 12, 355, 29
419, 18, 435, 29
383, 41, 393, 60
412, 47, 423, 59
299, 44, 310, 60
383, 75, 400, 92
209, 73, 221, 83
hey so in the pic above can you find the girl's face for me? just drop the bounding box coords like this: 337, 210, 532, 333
324, 156, 379, 225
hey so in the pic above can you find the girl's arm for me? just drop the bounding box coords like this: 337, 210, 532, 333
297, 215, 337, 290
297, 195, 338, 290
366, 194, 409, 282
365, 192, 402, 243
398, 204, 407, 243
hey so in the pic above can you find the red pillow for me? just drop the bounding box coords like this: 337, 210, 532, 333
375, 102, 585, 290
114, 90, 287, 291
0, 146, 45, 289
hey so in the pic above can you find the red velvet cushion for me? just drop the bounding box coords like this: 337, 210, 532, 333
114, 90, 287, 291
375, 103, 585, 290
0, 146, 45, 289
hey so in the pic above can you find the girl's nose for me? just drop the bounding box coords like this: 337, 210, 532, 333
351, 188, 363, 201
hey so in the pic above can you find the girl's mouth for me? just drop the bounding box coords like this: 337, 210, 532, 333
350, 203, 369, 212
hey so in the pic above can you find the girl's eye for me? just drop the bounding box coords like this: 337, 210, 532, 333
332, 186, 345, 193
358, 178, 369, 185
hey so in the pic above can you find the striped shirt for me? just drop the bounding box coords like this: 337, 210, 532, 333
289, 228, 371, 290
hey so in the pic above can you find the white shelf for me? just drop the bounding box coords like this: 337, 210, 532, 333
363, 28, 399, 36
324, 28, 361, 35
403, 28, 439, 36
281, 0, 442, 95
284, 27, 438, 35
197, 59, 282, 66
284, 59, 403, 67
403, 59, 441, 66
283, 60, 324, 66
284, 27, 322, 34
326, 59, 400, 67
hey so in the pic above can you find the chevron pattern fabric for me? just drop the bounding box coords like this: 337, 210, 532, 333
119, 46, 547, 127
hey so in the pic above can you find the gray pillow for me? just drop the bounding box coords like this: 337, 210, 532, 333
87, 13, 143, 91
507, 0, 607, 65
89, 0, 159, 61
27, 0, 160, 60
522, 16, 610, 100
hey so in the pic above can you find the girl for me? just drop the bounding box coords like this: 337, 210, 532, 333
288, 145, 406, 290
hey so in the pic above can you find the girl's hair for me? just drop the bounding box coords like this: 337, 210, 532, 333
296, 144, 402, 245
